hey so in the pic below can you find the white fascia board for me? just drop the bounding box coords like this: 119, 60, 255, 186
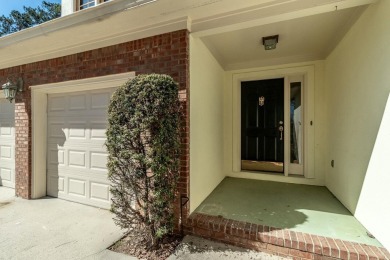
191, 0, 377, 37
0, 0, 156, 48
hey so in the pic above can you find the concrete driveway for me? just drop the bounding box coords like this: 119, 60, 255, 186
0, 187, 129, 260
1, 187, 289, 260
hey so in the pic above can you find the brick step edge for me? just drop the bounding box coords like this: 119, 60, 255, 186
183, 213, 390, 260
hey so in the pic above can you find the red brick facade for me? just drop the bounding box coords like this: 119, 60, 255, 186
0, 30, 190, 221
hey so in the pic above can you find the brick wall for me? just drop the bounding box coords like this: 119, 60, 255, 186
0, 30, 190, 224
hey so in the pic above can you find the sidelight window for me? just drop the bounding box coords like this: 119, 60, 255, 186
288, 78, 304, 175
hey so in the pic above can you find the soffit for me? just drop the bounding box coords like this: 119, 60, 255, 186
202, 6, 366, 70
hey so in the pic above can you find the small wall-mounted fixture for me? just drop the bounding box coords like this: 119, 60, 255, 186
262, 35, 279, 50
2, 77, 24, 103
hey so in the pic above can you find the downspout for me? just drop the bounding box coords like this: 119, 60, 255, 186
180, 194, 189, 236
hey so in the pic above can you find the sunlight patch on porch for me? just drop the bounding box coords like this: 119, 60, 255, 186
194, 177, 381, 247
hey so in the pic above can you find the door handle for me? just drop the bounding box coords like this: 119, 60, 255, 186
278, 126, 284, 140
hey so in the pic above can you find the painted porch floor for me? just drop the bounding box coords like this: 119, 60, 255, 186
194, 177, 382, 247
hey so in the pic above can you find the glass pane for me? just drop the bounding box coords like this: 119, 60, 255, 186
80, 0, 94, 4
80, 0, 95, 10
290, 82, 302, 164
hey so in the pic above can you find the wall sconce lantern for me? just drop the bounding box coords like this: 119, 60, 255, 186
262, 35, 279, 50
2, 77, 23, 103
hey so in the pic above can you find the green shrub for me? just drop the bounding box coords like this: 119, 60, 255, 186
106, 74, 180, 247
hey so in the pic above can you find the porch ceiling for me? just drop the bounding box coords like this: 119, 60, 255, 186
202, 6, 366, 70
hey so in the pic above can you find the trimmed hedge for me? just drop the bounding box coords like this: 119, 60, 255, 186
106, 74, 180, 247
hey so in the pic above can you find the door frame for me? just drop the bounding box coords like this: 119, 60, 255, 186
232, 65, 315, 178
30, 72, 135, 199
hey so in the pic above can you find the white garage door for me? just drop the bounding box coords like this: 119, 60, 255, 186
47, 89, 114, 209
0, 99, 15, 189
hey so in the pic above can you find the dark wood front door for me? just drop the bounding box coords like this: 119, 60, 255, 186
241, 78, 284, 173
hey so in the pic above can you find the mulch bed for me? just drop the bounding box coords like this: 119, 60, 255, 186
110, 233, 183, 260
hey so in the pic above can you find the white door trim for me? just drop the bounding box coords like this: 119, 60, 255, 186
232, 66, 315, 178
30, 72, 135, 199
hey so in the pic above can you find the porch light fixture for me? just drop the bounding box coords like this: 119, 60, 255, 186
2, 77, 24, 103
262, 35, 279, 50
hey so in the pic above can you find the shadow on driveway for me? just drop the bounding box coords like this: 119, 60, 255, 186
0, 187, 124, 260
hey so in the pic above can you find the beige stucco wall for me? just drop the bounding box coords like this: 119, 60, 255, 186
325, 0, 390, 249
223, 61, 327, 186
189, 43, 328, 213
189, 36, 225, 212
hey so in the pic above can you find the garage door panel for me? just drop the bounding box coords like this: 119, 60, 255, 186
47, 122, 66, 139
48, 111, 107, 119
0, 168, 12, 180
48, 119, 107, 142
0, 101, 14, 114
64, 137, 106, 145
48, 89, 112, 113
49, 95, 66, 109
91, 92, 111, 110
68, 124, 88, 139
90, 151, 108, 171
68, 150, 87, 168
0, 145, 13, 160
47, 89, 112, 208
47, 169, 109, 182
58, 149, 66, 165
47, 145, 65, 166
69, 94, 87, 111
48, 146, 107, 171
47, 176, 65, 195
0, 123, 14, 137
47, 174, 111, 207
90, 181, 110, 202
90, 122, 108, 140
48, 141, 106, 149
0, 100, 15, 189
68, 178, 87, 197
0, 167, 13, 186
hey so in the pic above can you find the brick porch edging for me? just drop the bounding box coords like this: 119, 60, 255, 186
184, 213, 390, 260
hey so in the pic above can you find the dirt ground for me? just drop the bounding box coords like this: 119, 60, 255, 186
110, 233, 183, 260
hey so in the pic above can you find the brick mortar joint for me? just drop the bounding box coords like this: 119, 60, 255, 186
185, 213, 390, 260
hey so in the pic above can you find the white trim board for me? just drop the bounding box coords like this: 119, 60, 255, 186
231, 65, 315, 179
30, 72, 135, 199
